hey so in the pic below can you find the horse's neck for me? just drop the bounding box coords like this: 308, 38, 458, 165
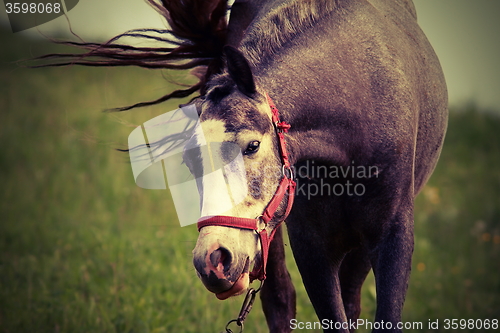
227, 0, 299, 47
227, 0, 269, 47
240, 0, 341, 66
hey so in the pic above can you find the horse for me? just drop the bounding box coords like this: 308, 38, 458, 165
37, 0, 448, 331
191, 0, 448, 331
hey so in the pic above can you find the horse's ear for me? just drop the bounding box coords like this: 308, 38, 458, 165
223, 46, 256, 97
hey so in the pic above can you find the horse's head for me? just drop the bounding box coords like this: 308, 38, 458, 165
190, 47, 294, 299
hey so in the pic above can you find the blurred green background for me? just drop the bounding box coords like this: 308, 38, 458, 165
1, 28, 499, 332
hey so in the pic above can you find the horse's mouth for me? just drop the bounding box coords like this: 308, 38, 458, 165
216, 257, 250, 300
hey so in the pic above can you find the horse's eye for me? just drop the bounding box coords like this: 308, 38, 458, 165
244, 141, 260, 155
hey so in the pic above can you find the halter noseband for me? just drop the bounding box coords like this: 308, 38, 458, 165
197, 94, 296, 282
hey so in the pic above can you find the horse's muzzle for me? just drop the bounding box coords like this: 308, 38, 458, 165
193, 243, 250, 297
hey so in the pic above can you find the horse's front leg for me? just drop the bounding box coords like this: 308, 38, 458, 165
370, 207, 414, 333
286, 206, 349, 332
339, 247, 372, 331
260, 224, 296, 333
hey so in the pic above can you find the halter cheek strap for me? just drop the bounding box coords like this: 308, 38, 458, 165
197, 94, 296, 282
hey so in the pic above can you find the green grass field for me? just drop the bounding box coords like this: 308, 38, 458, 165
1, 29, 499, 332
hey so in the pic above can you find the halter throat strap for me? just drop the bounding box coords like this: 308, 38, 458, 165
197, 93, 296, 282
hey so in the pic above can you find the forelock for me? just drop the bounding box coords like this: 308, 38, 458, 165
201, 74, 271, 134
204, 74, 235, 105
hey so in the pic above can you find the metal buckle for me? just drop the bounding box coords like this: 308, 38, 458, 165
275, 121, 282, 133
282, 165, 294, 179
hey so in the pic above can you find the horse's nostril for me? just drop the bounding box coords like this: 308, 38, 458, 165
210, 247, 232, 271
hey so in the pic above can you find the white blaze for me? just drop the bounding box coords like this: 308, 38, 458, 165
128, 107, 250, 226
194, 120, 249, 218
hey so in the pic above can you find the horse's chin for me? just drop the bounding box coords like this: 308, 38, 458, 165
216, 271, 249, 300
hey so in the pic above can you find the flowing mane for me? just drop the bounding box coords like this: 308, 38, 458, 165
31, 0, 228, 110
31, 0, 343, 110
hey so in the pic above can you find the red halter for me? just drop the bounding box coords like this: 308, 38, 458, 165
197, 94, 296, 282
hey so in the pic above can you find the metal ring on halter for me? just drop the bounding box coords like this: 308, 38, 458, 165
224, 319, 243, 333
254, 279, 264, 293
282, 164, 294, 179
255, 215, 266, 232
